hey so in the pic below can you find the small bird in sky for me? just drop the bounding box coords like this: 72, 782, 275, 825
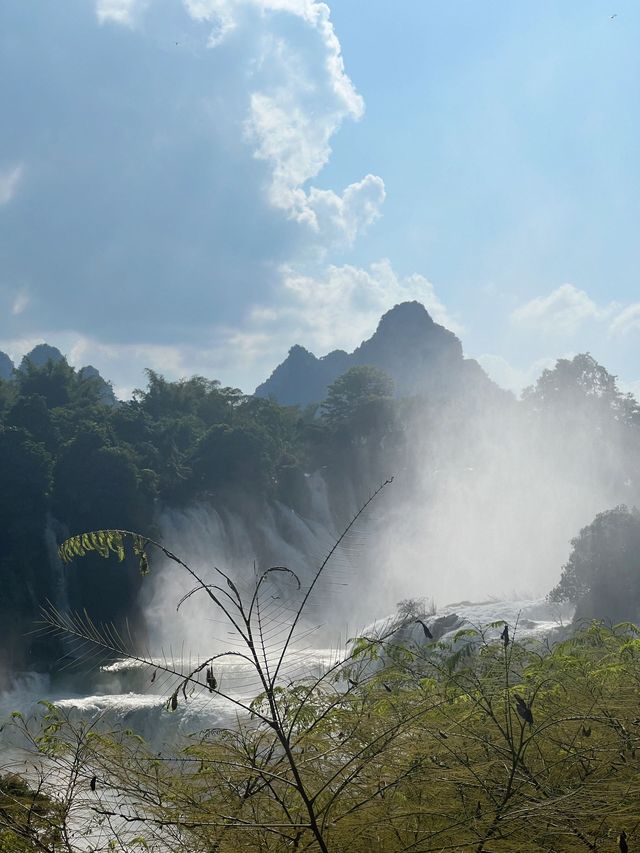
610, 13, 618, 19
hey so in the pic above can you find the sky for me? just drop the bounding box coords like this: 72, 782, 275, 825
1, 0, 639, 399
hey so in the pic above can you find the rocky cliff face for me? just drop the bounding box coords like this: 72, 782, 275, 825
0, 351, 13, 380
78, 365, 118, 406
255, 301, 500, 405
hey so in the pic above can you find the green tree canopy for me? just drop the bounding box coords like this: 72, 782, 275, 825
15, 357, 75, 409
523, 353, 640, 425
321, 365, 394, 429
549, 505, 640, 623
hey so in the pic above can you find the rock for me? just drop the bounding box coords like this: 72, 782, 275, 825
0, 351, 14, 381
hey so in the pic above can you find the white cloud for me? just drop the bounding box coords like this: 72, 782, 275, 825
301, 174, 385, 245
240, 258, 461, 357
510, 284, 611, 334
95, 0, 148, 26
0, 164, 24, 205
187, 0, 383, 245
609, 303, 640, 336
0, 335, 46, 366
511, 284, 640, 343
93, 0, 383, 247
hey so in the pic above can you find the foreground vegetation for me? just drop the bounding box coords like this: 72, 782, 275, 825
3, 619, 639, 852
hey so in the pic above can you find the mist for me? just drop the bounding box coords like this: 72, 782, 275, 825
140, 367, 639, 658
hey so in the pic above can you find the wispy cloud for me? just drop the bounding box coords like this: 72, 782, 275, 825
0, 164, 24, 205
11, 290, 29, 316
609, 303, 640, 336
95, 0, 148, 26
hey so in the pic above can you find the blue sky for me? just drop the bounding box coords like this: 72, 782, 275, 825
1, 0, 638, 397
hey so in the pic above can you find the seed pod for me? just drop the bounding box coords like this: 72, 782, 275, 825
206, 667, 217, 692
415, 619, 433, 640
514, 694, 533, 726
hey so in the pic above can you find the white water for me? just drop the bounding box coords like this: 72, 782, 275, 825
0, 596, 568, 764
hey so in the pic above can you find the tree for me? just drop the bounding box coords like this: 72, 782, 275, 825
523, 353, 640, 426
134, 370, 241, 423
0, 773, 64, 852
0, 427, 54, 670
6, 394, 58, 451
549, 505, 640, 623
322, 366, 394, 429
191, 423, 274, 495
15, 358, 75, 410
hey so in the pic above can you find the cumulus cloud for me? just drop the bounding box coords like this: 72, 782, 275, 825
511, 284, 640, 344
510, 284, 611, 334
0, 164, 23, 205
187, 0, 383, 245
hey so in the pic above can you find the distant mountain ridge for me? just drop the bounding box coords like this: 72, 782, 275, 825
255, 301, 500, 405
0, 343, 117, 405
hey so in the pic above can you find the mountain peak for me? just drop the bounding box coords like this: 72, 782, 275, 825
19, 343, 66, 371
255, 301, 494, 405
375, 301, 436, 334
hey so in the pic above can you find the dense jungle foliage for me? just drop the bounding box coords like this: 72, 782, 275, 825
0, 357, 398, 671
